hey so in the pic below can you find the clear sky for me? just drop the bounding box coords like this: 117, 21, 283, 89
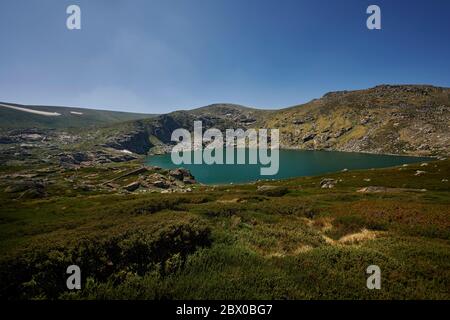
1, 0, 449, 113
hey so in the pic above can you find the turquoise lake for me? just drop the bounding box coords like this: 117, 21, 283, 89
146, 149, 430, 185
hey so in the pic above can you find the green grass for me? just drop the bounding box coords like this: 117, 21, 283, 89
0, 159, 449, 299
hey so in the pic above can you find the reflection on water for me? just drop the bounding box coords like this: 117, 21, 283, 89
147, 149, 430, 184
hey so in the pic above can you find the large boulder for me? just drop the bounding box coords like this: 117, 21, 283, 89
124, 181, 140, 192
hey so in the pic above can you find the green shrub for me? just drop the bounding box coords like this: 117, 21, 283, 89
0, 221, 212, 300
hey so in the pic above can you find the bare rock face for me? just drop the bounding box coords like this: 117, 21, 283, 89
104, 129, 152, 155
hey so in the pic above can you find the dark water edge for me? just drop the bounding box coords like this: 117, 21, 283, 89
146, 149, 431, 185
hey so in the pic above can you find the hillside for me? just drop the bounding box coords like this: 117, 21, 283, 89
98, 104, 273, 155
0, 85, 449, 300
263, 85, 450, 156
98, 85, 450, 157
0, 102, 156, 129
0, 155, 449, 299
1, 84, 449, 164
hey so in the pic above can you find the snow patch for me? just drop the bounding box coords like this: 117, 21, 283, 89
70, 111, 83, 115
0, 103, 61, 116
121, 149, 133, 154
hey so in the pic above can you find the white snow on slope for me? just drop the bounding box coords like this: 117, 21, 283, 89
70, 111, 83, 115
0, 103, 61, 116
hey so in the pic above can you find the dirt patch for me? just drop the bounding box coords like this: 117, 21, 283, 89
357, 186, 427, 193
338, 229, 379, 244
323, 229, 380, 245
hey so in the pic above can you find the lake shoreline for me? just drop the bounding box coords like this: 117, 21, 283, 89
146, 148, 432, 185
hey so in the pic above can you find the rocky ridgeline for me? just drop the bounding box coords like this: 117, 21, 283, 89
99, 105, 269, 156
269, 85, 450, 157
98, 85, 450, 158
1, 85, 449, 168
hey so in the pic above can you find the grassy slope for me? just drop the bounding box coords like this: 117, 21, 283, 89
0, 86, 449, 299
0, 102, 156, 129
82, 85, 450, 157
0, 159, 448, 299
262, 85, 450, 156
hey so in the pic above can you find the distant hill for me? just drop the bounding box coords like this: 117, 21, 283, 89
262, 85, 450, 156
0, 102, 157, 129
100, 85, 450, 157
2, 84, 449, 157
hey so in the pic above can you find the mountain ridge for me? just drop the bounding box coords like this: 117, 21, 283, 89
0, 102, 157, 129
97, 84, 450, 157
1, 84, 449, 160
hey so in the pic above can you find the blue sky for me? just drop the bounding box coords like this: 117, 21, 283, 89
1, 0, 449, 113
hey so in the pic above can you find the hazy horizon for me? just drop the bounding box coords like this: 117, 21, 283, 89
1, 82, 449, 114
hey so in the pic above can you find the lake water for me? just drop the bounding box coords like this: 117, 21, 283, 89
146, 149, 430, 184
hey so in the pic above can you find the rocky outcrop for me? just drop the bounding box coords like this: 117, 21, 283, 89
102, 85, 449, 158
266, 85, 450, 157
104, 129, 152, 155
58, 150, 137, 167
320, 178, 337, 189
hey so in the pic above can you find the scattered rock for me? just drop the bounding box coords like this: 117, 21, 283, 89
4, 180, 46, 194
124, 181, 140, 192
153, 180, 170, 189
320, 178, 337, 189
357, 186, 387, 193
415, 170, 426, 176
183, 177, 196, 185
257, 185, 278, 192
257, 185, 289, 196
169, 168, 193, 180
302, 133, 316, 143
